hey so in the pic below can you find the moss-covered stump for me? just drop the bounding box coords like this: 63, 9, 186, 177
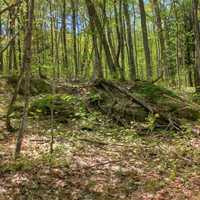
30, 94, 86, 123
7, 76, 51, 95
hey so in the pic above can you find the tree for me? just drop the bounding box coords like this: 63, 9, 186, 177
138, 0, 152, 81
123, 0, 136, 80
71, 0, 79, 79
15, 0, 34, 159
0, 0, 198, 88
152, 0, 167, 79
85, 0, 117, 78
193, 0, 200, 92
61, 0, 68, 72
0, 15, 3, 73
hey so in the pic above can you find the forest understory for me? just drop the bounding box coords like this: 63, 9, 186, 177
1, 0, 200, 199
0, 78, 200, 200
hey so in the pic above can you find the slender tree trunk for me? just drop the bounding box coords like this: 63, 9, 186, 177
55, 14, 60, 78
49, 0, 56, 154
88, 8, 103, 80
133, 4, 138, 78
184, 12, 195, 87
80, 33, 89, 77
92, 35, 103, 80
193, 0, 200, 92
173, 1, 181, 88
138, 0, 152, 81
18, 38, 22, 70
62, 0, 68, 71
71, 0, 78, 79
123, 0, 136, 80
8, 5, 17, 73
85, 0, 117, 78
152, 0, 167, 79
0, 16, 3, 73
114, 1, 121, 63
119, 0, 125, 80
15, 0, 34, 159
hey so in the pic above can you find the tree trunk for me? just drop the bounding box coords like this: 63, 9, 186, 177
15, 0, 34, 159
71, 0, 78, 79
193, 0, 200, 92
85, 0, 117, 78
8, 5, 17, 73
123, 0, 136, 80
0, 16, 3, 73
62, 0, 68, 71
138, 0, 152, 81
133, 4, 139, 78
88, 9, 103, 80
152, 0, 167, 79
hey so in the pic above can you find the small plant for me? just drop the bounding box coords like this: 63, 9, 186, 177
89, 92, 102, 102
0, 157, 34, 173
146, 113, 159, 132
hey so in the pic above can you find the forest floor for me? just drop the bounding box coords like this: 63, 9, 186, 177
0, 79, 200, 200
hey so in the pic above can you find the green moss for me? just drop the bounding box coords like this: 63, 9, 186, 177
7, 76, 51, 95
30, 94, 87, 122
132, 81, 177, 103
31, 78, 51, 95
192, 93, 200, 104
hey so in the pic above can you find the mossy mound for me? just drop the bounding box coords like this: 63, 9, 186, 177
26, 80, 200, 130
131, 81, 177, 103
87, 80, 200, 128
7, 76, 51, 95
130, 81, 199, 121
87, 86, 147, 126
30, 94, 86, 123
192, 93, 200, 104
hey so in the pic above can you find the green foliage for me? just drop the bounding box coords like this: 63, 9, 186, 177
7, 76, 51, 95
30, 94, 87, 122
89, 92, 103, 103
146, 113, 159, 132
133, 81, 177, 103
192, 93, 200, 104
0, 158, 34, 173
40, 147, 71, 168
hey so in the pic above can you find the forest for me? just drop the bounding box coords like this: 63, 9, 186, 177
0, 0, 200, 199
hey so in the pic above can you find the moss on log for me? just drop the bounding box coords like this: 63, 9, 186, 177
7, 76, 51, 95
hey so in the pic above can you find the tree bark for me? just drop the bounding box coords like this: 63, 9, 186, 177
62, 0, 68, 71
71, 0, 78, 79
85, 0, 117, 78
193, 0, 200, 92
152, 0, 167, 79
0, 16, 3, 73
123, 0, 136, 80
138, 0, 152, 81
15, 0, 34, 159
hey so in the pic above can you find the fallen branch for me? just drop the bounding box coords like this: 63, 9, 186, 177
94, 79, 153, 113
